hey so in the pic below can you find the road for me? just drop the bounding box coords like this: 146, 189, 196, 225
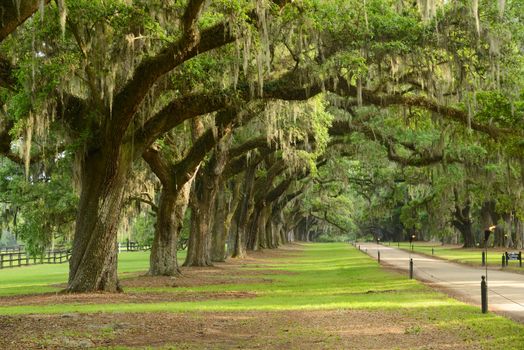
357, 242, 524, 322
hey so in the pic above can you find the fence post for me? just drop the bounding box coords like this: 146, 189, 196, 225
409, 258, 413, 279
432, 248, 434, 256
502, 254, 505, 268
378, 251, 381, 263
0, 254, 3, 269
18, 252, 22, 267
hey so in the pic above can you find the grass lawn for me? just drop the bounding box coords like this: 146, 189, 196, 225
389, 241, 524, 271
1, 243, 523, 349
0, 250, 187, 296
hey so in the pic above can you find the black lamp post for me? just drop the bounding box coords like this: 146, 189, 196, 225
481, 225, 496, 314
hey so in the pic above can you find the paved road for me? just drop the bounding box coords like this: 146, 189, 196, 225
357, 242, 524, 322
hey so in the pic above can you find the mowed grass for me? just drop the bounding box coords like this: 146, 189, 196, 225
0, 250, 187, 296
1, 243, 524, 349
391, 241, 523, 270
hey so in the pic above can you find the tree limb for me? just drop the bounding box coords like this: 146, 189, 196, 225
0, 0, 50, 43
126, 196, 158, 213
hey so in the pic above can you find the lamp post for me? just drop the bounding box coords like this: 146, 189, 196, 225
485, 225, 496, 280
481, 225, 496, 314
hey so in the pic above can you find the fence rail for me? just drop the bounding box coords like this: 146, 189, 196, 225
0, 249, 71, 269
0, 245, 25, 253
118, 241, 152, 252
117, 239, 188, 252
0, 239, 188, 269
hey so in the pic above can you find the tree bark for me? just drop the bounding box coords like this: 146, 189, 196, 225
184, 180, 214, 266
233, 165, 256, 258
451, 189, 475, 248
223, 180, 242, 258
480, 201, 496, 230
268, 217, 279, 248
258, 206, 269, 249
211, 188, 228, 262
67, 148, 132, 292
184, 136, 229, 266
148, 181, 191, 276
515, 218, 523, 249
452, 210, 474, 248
0, 0, 51, 43
452, 220, 475, 248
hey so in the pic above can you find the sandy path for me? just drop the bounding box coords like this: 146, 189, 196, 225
357, 242, 524, 322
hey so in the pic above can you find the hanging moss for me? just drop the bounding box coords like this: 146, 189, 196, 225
57, 0, 67, 37
20, 114, 32, 179
471, 0, 480, 36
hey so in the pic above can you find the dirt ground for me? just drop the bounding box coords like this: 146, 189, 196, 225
0, 309, 473, 350
0, 245, 479, 349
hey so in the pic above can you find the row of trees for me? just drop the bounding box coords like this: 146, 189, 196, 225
0, 0, 523, 292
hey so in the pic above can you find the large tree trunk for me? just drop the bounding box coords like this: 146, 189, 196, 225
68, 149, 132, 292
280, 225, 287, 245
297, 216, 314, 242
504, 213, 514, 248
268, 219, 278, 248
183, 114, 235, 266
149, 190, 178, 275
452, 190, 476, 248
247, 211, 260, 251
480, 201, 496, 230
257, 206, 269, 249
272, 220, 282, 247
148, 181, 191, 275
452, 221, 475, 248
211, 178, 241, 261
211, 189, 228, 262
223, 180, 242, 258
515, 218, 523, 249
267, 209, 278, 249
263, 206, 279, 249
233, 166, 256, 258
184, 174, 215, 266
228, 214, 239, 257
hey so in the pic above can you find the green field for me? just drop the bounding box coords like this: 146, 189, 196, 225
1, 243, 524, 349
389, 241, 523, 271
0, 250, 187, 296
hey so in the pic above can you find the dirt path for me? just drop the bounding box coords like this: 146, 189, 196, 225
358, 242, 524, 322
0, 309, 475, 350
